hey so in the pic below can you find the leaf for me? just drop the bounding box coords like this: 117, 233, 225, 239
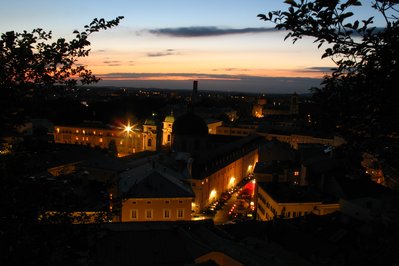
284, 0, 297, 6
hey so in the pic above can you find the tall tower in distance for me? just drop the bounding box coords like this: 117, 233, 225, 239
191, 80, 198, 108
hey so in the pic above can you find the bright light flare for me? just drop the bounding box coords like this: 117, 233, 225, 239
124, 125, 132, 133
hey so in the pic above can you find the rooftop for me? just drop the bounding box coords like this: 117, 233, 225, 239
124, 170, 194, 199
258, 182, 329, 203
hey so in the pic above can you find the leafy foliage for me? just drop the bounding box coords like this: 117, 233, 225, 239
0, 16, 124, 133
259, 1, 399, 138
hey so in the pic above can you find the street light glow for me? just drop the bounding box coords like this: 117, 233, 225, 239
124, 125, 132, 133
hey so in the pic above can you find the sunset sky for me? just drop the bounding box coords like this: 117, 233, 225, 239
0, 0, 381, 93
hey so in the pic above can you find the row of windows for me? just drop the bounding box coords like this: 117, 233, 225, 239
56, 128, 106, 136
130, 209, 185, 220
131, 200, 184, 204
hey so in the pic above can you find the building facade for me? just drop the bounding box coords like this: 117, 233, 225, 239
121, 171, 194, 222
53, 121, 156, 157
256, 182, 339, 221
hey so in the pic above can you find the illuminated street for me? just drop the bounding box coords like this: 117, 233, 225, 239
213, 192, 238, 225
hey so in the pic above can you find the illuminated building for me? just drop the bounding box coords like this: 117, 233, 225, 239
256, 182, 339, 221
53, 121, 153, 157
121, 170, 194, 222
167, 108, 262, 213
142, 118, 158, 152
161, 112, 174, 147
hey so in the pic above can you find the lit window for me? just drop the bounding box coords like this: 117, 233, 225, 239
83, 130, 85, 134
145, 209, 153, 219
131, 209, 138, 220
56, 128, 60, 133
294, 171, 300, 176
164, 209, 170, 219
120, 140, 123, 145
76, 129, 79, 133
75, 136, 79, 141
99, 138, 103, 143
93, 131, 96, 135
177, 209, 184, 218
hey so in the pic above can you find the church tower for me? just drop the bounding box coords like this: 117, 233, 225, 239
143, 117, 157, 151
162, 111, 175, 147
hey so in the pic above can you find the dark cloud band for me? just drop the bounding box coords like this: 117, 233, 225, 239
148, 26, 278, 37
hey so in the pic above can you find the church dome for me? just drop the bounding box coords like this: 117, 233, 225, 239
144, 118, 157, 126
172, 112, 208, 136
164, 115, 175, 123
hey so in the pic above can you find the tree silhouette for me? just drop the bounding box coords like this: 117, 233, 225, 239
259, 0, 399, 138
0, 16, 124, 133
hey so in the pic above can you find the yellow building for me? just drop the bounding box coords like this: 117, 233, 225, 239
121, 171, 194, 222
142, 118, 158, 152
162, 112, 175, 147
256, 182, 339, 221
53, 121, 155, 157
170, 112, 262, 212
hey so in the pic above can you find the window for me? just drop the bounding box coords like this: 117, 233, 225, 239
148, 139, 152, 147
132, 201, 136, 204
178, 200, 183, 204
177, 209, 184, 218
298, 211, 302, 217
131, 209, 138, 220
293, 212, 296, 217
164, 209, 171, 219
165, 200, 170, 204
145, 209, 153, 219
287, 212, 291, 218
99, 138, 103, 143
167, 134, 171, 141
147, 201, 151, 204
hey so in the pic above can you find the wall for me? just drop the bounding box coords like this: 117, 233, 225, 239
121, 197, 192, 222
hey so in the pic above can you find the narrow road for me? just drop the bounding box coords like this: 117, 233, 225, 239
213, 192, 238, 225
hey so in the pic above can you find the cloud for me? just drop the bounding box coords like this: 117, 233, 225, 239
212, 68, 250, 72
103, 60, 121, 66
302, 67, 335, 72
98, 72, 241, 80
147, 49, 176, 57
148, 26, 278, 37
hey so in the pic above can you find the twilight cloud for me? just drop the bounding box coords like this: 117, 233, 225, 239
148, 26, 278, 37
147, 49, 176, 57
